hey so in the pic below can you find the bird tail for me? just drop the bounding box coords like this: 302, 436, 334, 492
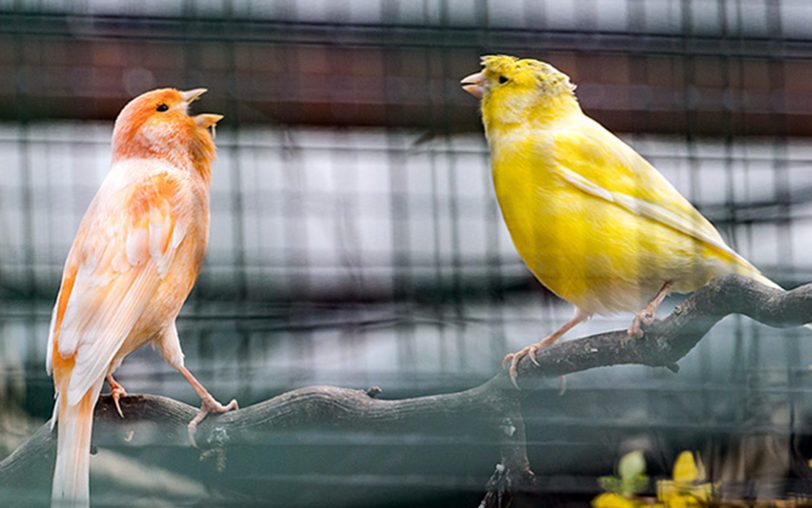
51, 377, 103, 508
749, 271, 812, 332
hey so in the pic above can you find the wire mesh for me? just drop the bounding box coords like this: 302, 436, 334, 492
2, 0, 812, 505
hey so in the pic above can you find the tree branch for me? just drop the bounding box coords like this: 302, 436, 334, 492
512, 273, 811, 385
1, 274, 810, 506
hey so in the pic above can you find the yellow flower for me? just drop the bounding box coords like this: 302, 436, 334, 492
672, 451, 702, 484
592, 493, 639, 508
657, 451, 714, 506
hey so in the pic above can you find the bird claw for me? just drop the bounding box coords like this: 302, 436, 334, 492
626, 319, 645, 339
111, 386, 127, 418
187, 396, 239, 448
106, 377, 128, 418
627, 310, 655, 338
503, 344, 541, 390
627, 282, 670, 338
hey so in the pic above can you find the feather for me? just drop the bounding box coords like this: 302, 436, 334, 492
557, 165, 750, 268
52, 161, 188, 405
51, 377, 104, 508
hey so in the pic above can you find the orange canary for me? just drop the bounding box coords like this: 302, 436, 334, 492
47, 88, 236, 507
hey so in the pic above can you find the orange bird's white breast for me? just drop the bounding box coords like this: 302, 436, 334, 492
47, 157, 210, 405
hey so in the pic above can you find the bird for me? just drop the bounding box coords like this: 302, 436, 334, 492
460, 55, 790, 386
47, 87, 237, 507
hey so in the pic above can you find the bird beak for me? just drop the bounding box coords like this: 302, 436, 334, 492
181, 88, 208, 105
460, 71, 485, 99
181, 89, 222, 136
194, 114, 223, 128
194, 113, 223, 139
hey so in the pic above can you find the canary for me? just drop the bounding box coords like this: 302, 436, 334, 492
47, 88, 236, 506
461, 55, 786, 385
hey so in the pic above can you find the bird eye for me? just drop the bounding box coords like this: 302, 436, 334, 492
498, 75, 509, 85
156, 103, 169, 112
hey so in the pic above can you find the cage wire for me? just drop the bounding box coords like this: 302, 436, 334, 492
2, 0, 812, 504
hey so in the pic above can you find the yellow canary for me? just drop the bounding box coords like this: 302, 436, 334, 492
461, 55, 783, 383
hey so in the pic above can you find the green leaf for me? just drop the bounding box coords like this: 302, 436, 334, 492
599, 476, 622, 494
623, 474, 648, 496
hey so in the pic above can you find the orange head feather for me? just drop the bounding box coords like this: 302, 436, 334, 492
111, 88, 223, 180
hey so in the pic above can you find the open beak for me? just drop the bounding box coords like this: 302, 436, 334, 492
194, 113, 224, 138
181, 88, 207, 105
460, 71, 485, 99
181, 88, 223, 136
194, 114, 223, 128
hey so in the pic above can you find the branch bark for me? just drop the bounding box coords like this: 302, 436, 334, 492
1, 274, 810, 506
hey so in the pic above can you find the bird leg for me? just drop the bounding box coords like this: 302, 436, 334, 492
106, 375, 127, 418
627, 281, 673, 338
178, 366, 239, 447
503, 308, 591, 389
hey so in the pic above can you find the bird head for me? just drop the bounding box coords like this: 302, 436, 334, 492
112, 88, 223, 179
461, 55, 578, 131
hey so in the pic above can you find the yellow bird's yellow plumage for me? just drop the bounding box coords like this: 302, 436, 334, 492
461, 55, 782, 381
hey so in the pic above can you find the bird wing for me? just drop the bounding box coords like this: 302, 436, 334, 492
46, 162, 188, 405
550, 120, 750, 267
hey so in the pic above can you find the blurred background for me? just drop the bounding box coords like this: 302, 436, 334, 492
2, 0, 812, 506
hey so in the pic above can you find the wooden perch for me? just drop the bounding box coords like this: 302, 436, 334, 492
1, 274, 810, 507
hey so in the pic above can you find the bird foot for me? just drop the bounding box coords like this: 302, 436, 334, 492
107, 376, 128, 418
627, 309, 656, 339
187, 395, 239, 447
503, 344, 542, 390
111, 386, 127, 418
500, 312, 588, 389
627, 281, 671, 339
